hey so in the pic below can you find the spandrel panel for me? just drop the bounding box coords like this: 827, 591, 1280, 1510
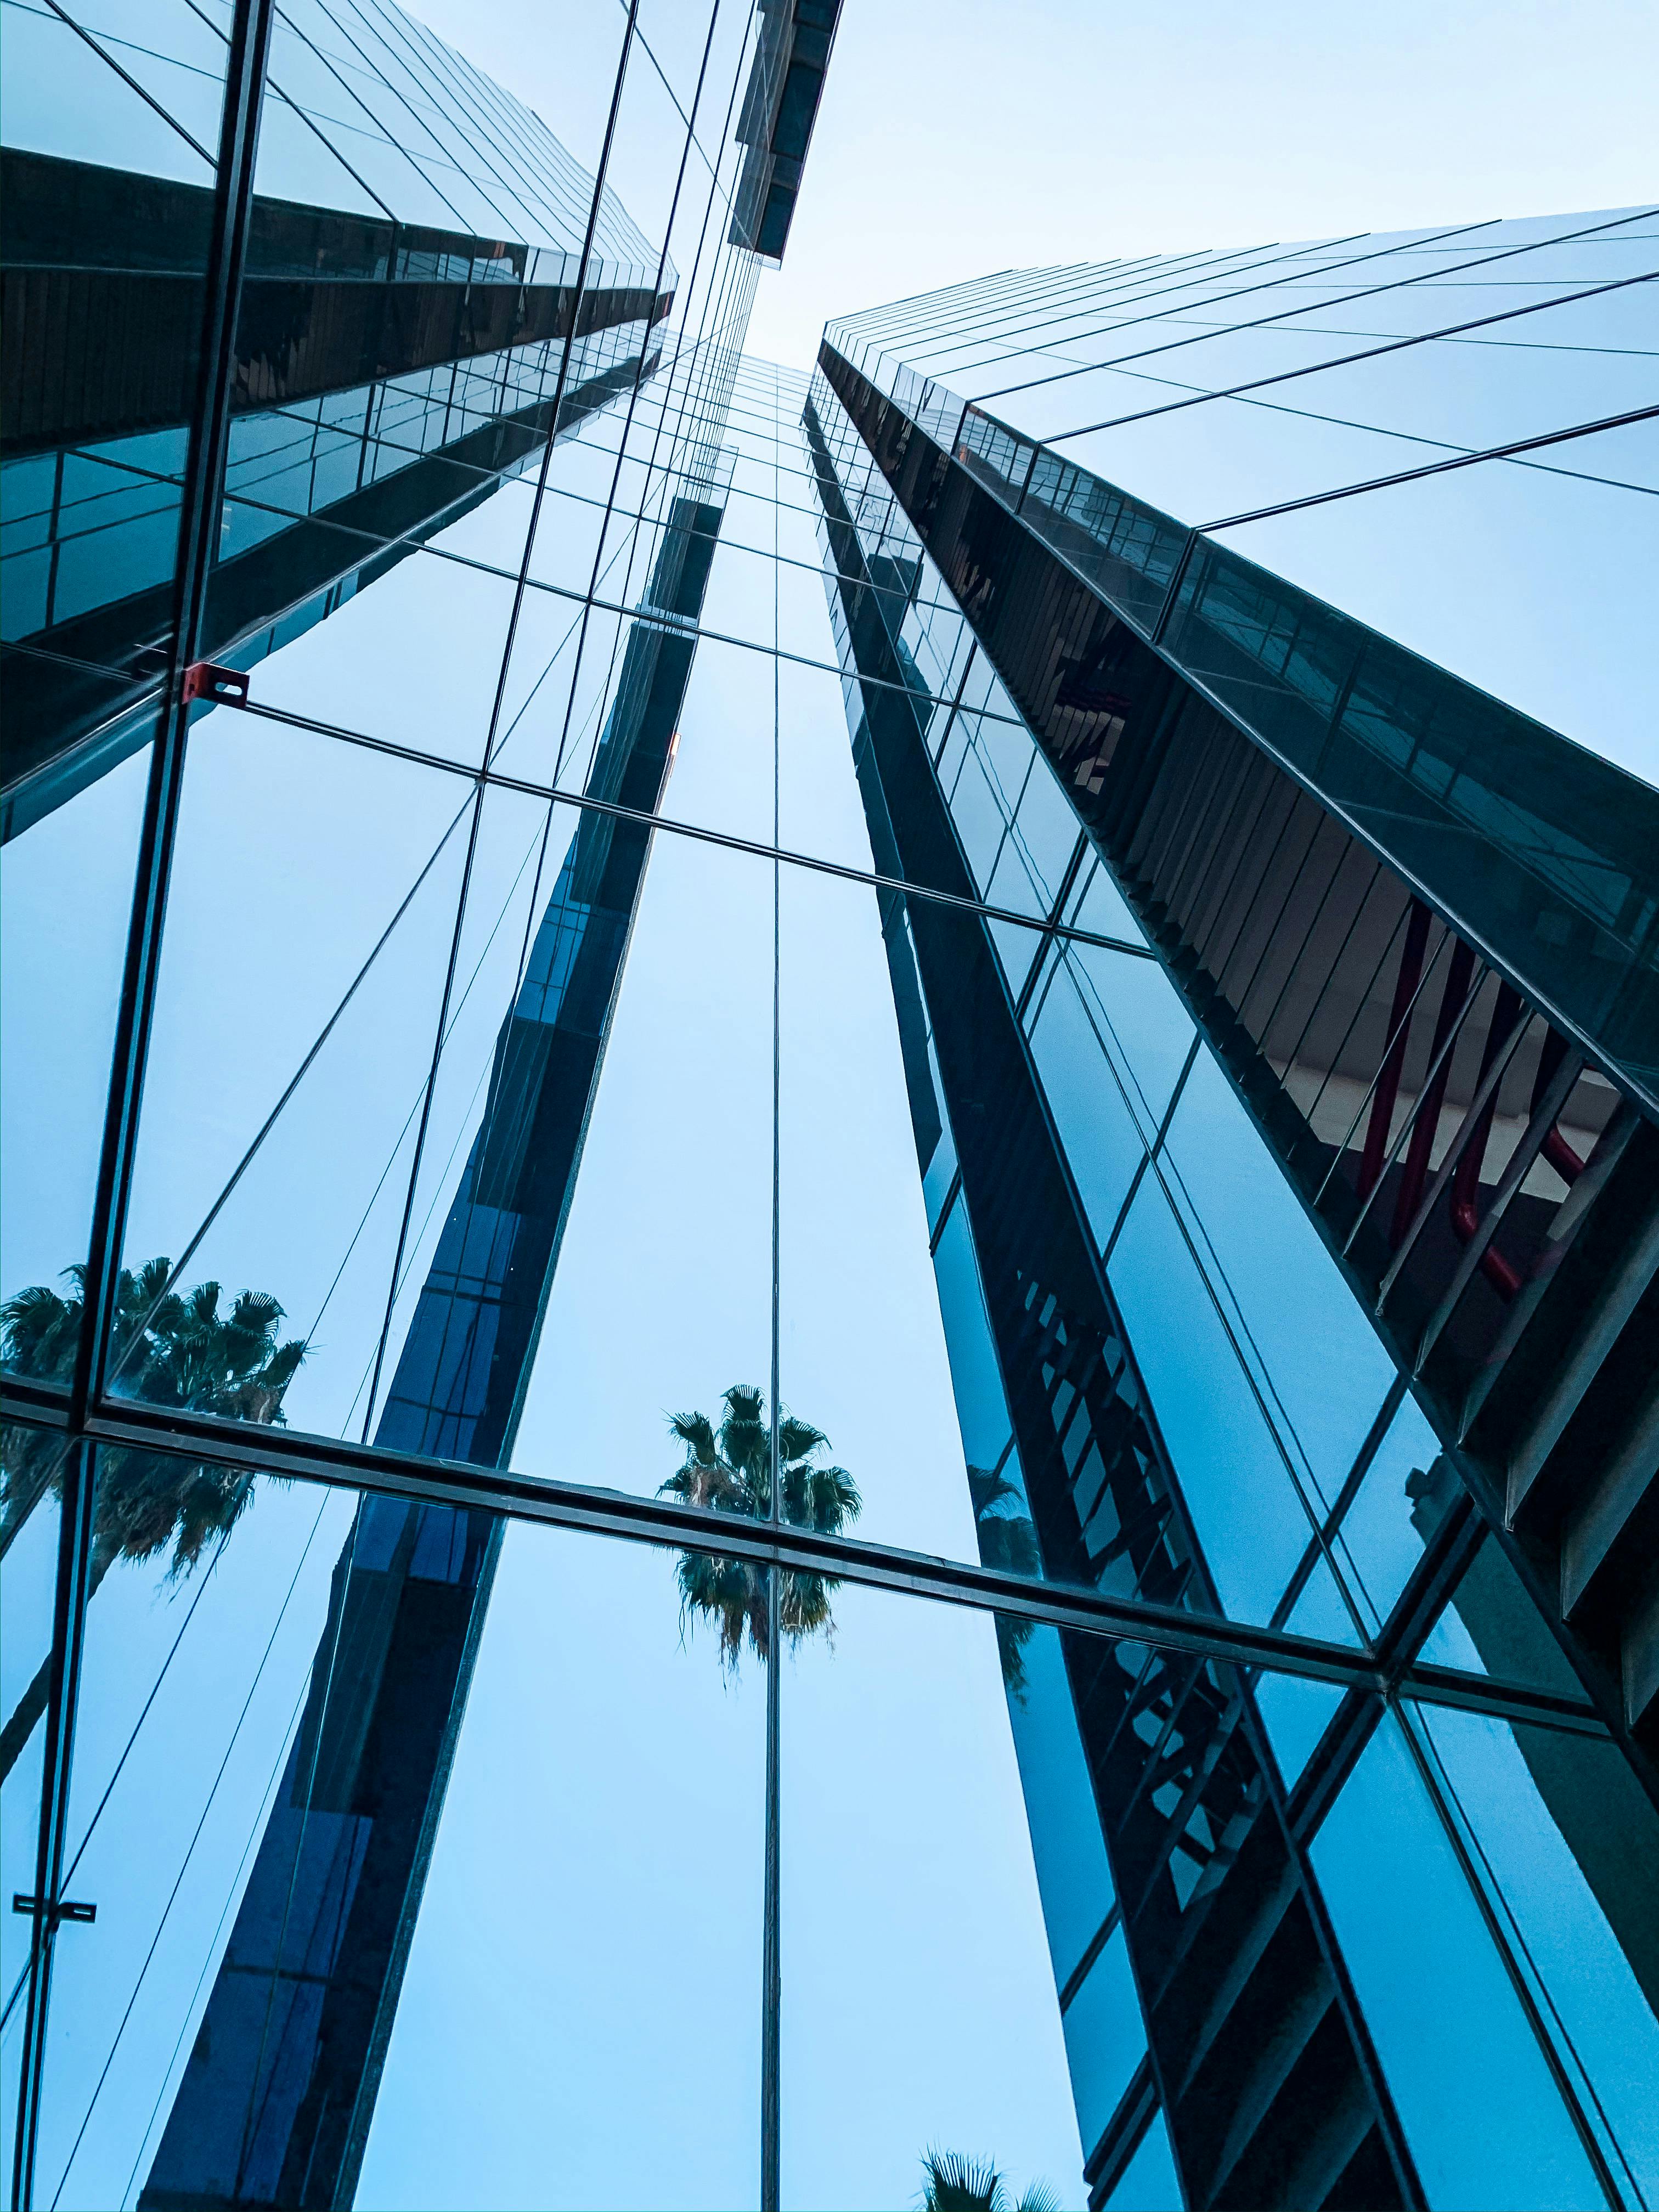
1, 743, 149, 1349
1310, 1712, 1608, 2211
782, 1581, 1087, 2209
1406, 1702, 1659, 2203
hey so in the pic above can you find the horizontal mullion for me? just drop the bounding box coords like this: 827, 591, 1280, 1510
0, 1385, 1601, 1733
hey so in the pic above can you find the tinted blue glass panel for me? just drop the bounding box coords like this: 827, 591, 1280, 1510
1102, 2108, 1181, 2211
1026, 961, 1147, 1251
1061, 1929, 1144, 2160
1408, 1703, 1659, 2204
1311, 1717, 1602, 2210
1159, 1050, 1397, 1507
1107, 1177, 1316, 1626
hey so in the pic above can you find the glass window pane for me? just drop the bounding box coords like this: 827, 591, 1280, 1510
1102, 2107, 1181, 2211
0, 2, 216, 184
1107, 1176, 1321, 1629
783, 1582, 1087, 2208
1310, 1714, 1604, 2210
2, 745, 149, 1362
1408, 1702, 1659, 2204
1159, 1048, 1398, 1509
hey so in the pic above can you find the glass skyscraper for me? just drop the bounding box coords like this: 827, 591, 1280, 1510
2, 7, 1655, 2211
806, 230, 1659, 2207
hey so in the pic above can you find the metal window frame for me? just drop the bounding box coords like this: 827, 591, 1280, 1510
8, 7, 278, 2203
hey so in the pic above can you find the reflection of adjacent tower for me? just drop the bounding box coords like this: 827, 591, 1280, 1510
1, 145, 668, 842
810, 410, 1420, 2211
139, 478, 728, 2211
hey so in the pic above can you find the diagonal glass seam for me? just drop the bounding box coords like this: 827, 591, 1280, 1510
228, 692, 1162, 953
900, 206, 1657, 408
1025, 266, 1659, 448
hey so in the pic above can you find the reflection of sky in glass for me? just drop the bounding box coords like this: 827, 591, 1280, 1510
4, 3, 1657, 2204
827, 211, 1659, 786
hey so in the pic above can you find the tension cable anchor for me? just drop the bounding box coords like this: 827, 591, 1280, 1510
12, 1893, 96, 1926
181, 661, 250, 707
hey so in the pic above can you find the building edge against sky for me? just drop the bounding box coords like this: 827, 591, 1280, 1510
803, 234, 1659, 2205
2, 4, 1658, 2210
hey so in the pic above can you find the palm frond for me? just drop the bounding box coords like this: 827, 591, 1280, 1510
967, 1465, 1024, 1520
1013, 2185, 1059, 2212
668, 1409, 718, 1463
0, 1284, 80, 1378
2, 1257, 302, 1583
668, 1384, 862, 1664
777, 1414, 826, 1463
721, 1383, 765, 1425
919, 2147, 1005, 2212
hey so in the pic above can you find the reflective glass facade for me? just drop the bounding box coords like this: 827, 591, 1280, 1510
822, 221, 1659, 786
805, 234, 1659, 2208
2, 0, 670, 838
2, 9, 1657, 2212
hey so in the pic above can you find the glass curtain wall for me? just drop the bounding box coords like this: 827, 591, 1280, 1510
820, 213, 1659, 785
803, 330, 1659, 2209
2, 13, 1654, 2212
1, 0, 670, 839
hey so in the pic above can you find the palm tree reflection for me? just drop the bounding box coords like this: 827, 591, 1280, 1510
0, 1258, 304, 1781
659, 1383, 861, 1668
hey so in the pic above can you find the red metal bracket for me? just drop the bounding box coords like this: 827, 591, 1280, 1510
181, 660, 249, 707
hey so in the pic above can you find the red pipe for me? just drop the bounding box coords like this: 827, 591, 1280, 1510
1358, 898, 1431, 1201
1391, 938, 1476, 1246
1530, 1027, 1586, 1186
1450, 983, 1525, 1299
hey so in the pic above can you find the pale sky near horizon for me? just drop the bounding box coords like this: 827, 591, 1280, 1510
414, 0, 1659, 369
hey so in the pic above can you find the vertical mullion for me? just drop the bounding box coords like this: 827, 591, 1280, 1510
7, 1437, 95, 2212
761, 358, 784, 2212
12, 8, 278, 2203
